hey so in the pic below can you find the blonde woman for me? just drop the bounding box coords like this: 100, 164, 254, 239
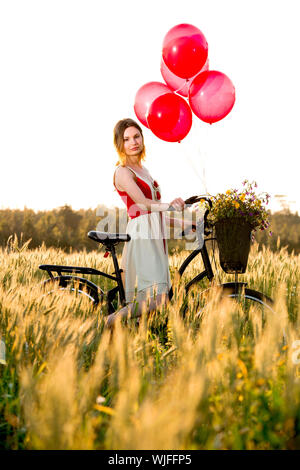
106, 118, 193, 326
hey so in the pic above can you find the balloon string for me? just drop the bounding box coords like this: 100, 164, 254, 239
185, 151, 208, 193
174, 79, 190, 95
184, 119, 209, 193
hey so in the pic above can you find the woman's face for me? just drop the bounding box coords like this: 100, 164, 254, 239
123, 126, 143, 157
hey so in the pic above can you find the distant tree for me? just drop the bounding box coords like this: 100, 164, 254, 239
1, 206, 300, 254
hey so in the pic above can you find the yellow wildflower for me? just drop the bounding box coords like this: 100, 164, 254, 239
226, 189, 231, 195
238, 359, 248, 377
256, 378, 265, 386
94, 404, 116, 416
240, 194, 246, 202
233, 201, 240, 209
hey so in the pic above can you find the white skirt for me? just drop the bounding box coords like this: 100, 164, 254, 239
121, 211, 171, 304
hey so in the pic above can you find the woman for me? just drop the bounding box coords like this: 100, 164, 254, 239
106, 118, 193, 326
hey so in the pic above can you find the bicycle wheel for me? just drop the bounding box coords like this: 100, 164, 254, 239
225, 287, 274, 313
225, 287, 287, 343
192, 285, 287, 344
186, 284, 274, 315
41, 276, 102, 308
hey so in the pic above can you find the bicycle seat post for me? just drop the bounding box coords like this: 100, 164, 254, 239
109, 244, 126, 305
234, 271, 239, 296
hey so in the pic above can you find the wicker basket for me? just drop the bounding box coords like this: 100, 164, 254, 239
215, 218, 252, 274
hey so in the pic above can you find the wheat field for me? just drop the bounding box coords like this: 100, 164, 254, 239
0, 235, 300, 450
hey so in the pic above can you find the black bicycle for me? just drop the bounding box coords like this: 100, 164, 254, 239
39, 195, 274, 318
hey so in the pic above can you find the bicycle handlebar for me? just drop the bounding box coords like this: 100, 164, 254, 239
167, 195, 213, 238
167, 195, 212, 211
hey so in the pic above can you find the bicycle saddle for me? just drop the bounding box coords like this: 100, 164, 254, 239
87, 231, 131, 245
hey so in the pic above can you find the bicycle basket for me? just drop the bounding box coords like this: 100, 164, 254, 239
214, 218, 252, 274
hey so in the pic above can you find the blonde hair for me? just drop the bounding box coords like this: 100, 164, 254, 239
113, 118, 146, 166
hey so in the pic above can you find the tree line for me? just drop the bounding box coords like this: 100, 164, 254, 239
0, 205, 299, 255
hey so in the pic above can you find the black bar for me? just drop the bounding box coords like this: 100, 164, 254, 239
107, 286, 120, 314
3, 449, 295, 464
110, 246, 126, 305
39, 264, 117, 282
185, 270, 208, 294
200, 243, 214, 281
178, 249, 201, 276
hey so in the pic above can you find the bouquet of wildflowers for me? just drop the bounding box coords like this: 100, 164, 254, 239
202, 180, 271, 234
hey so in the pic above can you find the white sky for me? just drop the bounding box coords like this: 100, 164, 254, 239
0, 0, 299, 213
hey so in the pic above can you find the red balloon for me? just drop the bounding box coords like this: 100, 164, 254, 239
147, 93, 192, 142
162, 24, 208, 79
188, 71, 236, 124
134, 82, 172, 128
160, 57, 209, 97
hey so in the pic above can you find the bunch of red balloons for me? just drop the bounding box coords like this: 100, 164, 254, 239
134, 23, 236, 142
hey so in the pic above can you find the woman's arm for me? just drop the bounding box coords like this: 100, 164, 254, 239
116, 167, 169, 212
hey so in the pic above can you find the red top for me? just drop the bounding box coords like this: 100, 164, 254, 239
113, 167, 161, 219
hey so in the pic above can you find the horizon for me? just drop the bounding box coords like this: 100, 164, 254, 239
1, 196, 298, 216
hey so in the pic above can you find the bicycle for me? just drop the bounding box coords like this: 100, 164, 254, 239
38, 195, 275, 320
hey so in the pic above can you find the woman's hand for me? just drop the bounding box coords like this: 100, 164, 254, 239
169, 198, 185, 211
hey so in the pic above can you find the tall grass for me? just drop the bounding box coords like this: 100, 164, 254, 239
0, 235, 299, 449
